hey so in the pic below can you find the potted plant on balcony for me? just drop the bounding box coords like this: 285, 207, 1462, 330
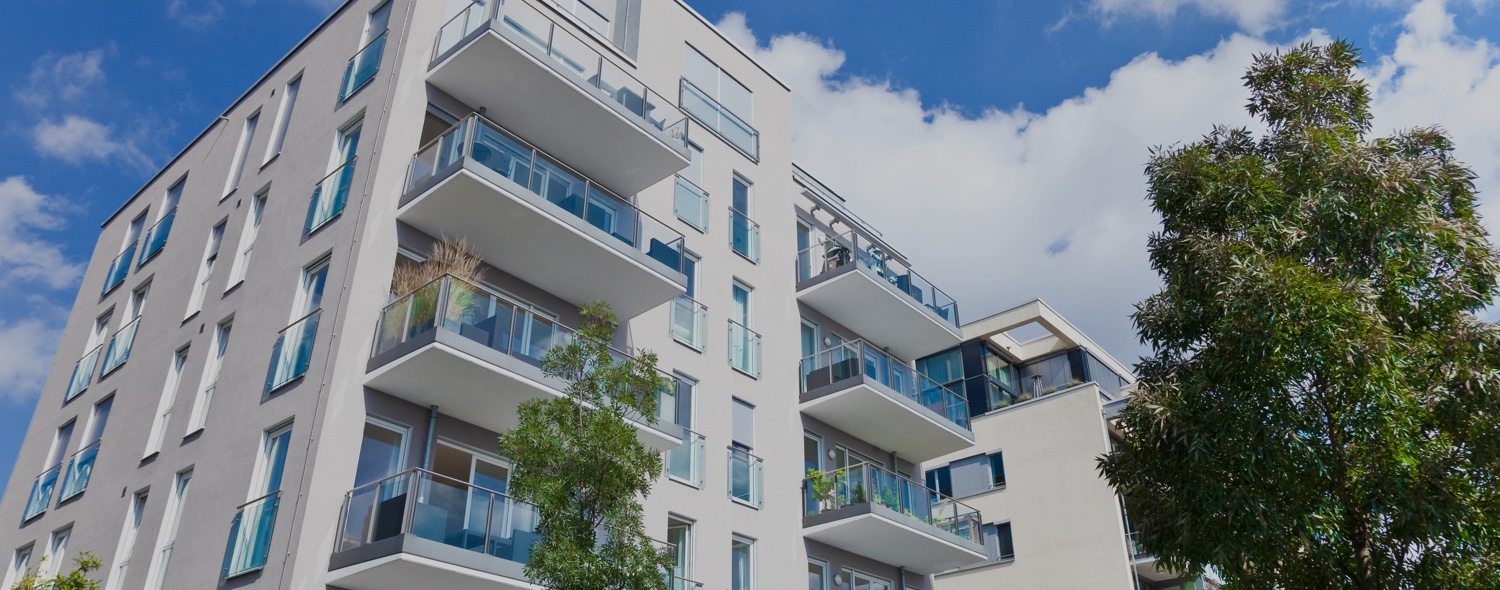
384, 237, 482, 343
806, 468, 842, 511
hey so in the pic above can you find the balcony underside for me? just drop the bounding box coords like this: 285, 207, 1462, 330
803, 504, 987, 575
399, 165, 686, 319
800, 379, 973, 463
797, 267, 960, 360
329, 535, 537, 590
365, 328, 680, 452
428, 28, 687, 195
1134, 555, 1185, 584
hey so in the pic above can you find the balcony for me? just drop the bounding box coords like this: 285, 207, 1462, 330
99, 317, 140, 378
800, 341, 973, 462
329, 469, 693, 590
101, 241, 136, 296
802, 463, 986, 574
55, 441, 100, 503
222, 491, 281, 578
137, 208, 175, 268
668, 296, 706, 351
664, 428, 705, 487
62, 345, 102, 402
365, 275, 681, 452
265, 309, 321, 392
428, 0, 688, 195
1127, 531, 1186, 583
21, 463, 60, 521
796, 231, 960, 360
401, 115, 687, 319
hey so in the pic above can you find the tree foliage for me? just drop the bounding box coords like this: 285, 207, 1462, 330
1099, 41, 1500, 589
11, 552, 101, 590
497, 302, 673, 590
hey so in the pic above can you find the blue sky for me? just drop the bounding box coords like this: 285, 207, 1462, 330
2, 0, 1499, 488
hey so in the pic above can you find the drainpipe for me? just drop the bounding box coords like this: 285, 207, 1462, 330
422, 405, 438, 469
898, 566, 908, 589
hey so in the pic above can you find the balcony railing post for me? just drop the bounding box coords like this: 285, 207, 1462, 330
402, 471, 419, 537
482, 492, 496, 556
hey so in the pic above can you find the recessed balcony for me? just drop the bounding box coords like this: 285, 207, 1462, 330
796, 231, 961, 360
800, 340, 974, 463
427, 0, 689, 195
330, 469, 699, 590
364, 275, 682, 452
802, 463, 986, 574
400, 114, 687, 320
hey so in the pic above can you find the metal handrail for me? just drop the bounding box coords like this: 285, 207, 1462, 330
799, 339, 971, 427
806, 461, 980, 515
277, 308, 323, 335
795, 229, 959, 325
236, 489, 283, 511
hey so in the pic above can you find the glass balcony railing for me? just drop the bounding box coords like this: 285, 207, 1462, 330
265, 309, 321, 392
796, 230, 959, 328
801, 340, 972, 430
137, 208, 176, 268
101, 241, 137, 296
729, 209, 760, 263
305, 157, 357, 234
100, 317, 141, 378
340, 31, 388, 101
406, 114, 687, 275
673, 176, 709, 232
373, 274, 675, 419
664, 428, 705, 487
63, 345, 102, 402
55, 441, 101, 503
804, 462, 982, 544
337, 468, 541, 564
727, 320, 761, 378
679, 78, 759, 159
434, 0, 689, 146
669, 296, 707, 351
727, 446, 763, 507
21, 463, 61, 521
1127, 531, 1149, 559
222, 491, 281, 578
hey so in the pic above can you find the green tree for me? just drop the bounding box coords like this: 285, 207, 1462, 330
1099, 41, 1500, 589
12, 553, 102, 590
498, 302, 674, 590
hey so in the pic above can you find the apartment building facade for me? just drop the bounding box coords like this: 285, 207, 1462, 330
0, 1, 1007, 590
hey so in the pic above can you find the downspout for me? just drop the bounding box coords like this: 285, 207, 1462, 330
898, 566, 907, 589
422, 404, 439, 469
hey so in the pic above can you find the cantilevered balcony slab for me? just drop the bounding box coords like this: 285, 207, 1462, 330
428, 1, 688, 194
797, 264, 961, 361
400, 128, 688, 319
367, 280, 681, 452
803, 493, 987, 575
328, 542, 537, 590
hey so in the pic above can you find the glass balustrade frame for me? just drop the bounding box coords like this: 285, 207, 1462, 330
305, 157, 358, 235
727, 319, 761, 379
63, 345, 103, 402
802, 462, 983, 545
222, 490, 282, 578
340, 31, 389, 102
265, 309, 322, 393
99, 317, 142, 379
726, 446, 764, 508
800, 339, 972, 430
137, 208, 177, 268
673, 176, 709, 232
728, 208, 760, 263
101, 241, 138, 296
668, 295, 707, 351
664, 428, 705, 488
21, 464, 62, 521
55, 440, 102, 503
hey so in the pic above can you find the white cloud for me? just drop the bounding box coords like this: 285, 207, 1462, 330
0, 315, 64, 405
719, 0, 1500, 361
15, 49, 107, 108
1085, 0, 1290, 34
168, 0, 226, 29
0, 177, 83, 291
33, 115, 154, 171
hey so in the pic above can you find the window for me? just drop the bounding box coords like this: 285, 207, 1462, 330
681, 45, 757, 157
144, 348, 188, 457
732, 398, 754, 450
228, 189, 267, 287
104, 490, 148, 590
40, 528, 70, 579
729, 175, 758, 262
666, 517, 692, 583
674, 142, 708, 232
306, 122, 361, 232
223, 111, 260, 197
340, 2, 390, 100
295, 258, 330, 315
730, 535, 753, 590
354, 417, 408, 486
729, 398, 760, 506
988, 522, 1015, 561
802, 432, 821, 474
917, 348, 965, 390
139, 178, 183, 267
266, 258, 328, 391
2, 545, 32, 590
925, 465, 953, 499
223, 424, 291, 577
670, 253, 705, 350
799, 319, 818, 359
104, 214, 147, 294
186, 322, 231, 434
557, 0, 618, 40
65, 312, 113, 401
729, 281, 758, 376
146, 470, 191, 590
806, 558, 828, 590
841, 569, 892, 590
988, 452, 1006, 488
264, 76, 300, 163
185, 222, 226, 318
58, 396, 112, 501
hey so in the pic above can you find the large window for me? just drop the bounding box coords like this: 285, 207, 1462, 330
223, 424, 291, 577
917, 347, 965, 391
841, 569, 891, 590
354, 417, 408, 487
339, 2, 390, 100
146, 469, 192, 590
138, 177, 183, 267
681, 45, 757, 158
266, 258, 328, 391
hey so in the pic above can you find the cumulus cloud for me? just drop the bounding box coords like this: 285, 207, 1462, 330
15, 49, 108, 108
0, 178, 81, 405
0, 315, 65, 405
718, 0, 1500, 360
33, 115, 154, 171
168, 0, 226, 29
1085, 0, 1290, 34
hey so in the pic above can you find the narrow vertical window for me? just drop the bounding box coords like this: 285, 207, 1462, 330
806, 558, 828, 590
58, 396, 112, 501
728, 398, 760, 506
223, 424, 291, 577
266, 258, 328, 391
264, 76, 300, 163
145, 469, 191, 590
144, 347, 188, 457
104, 490, 148, 590
1, 545, 32, 590
729, 175, 758, 262
185, 222, 226, 318
339, 2, 390, 100
104, 213, 147, 294
729, 281, 759, 377
139, 177, 183, 267
228, 189, 267, 287
666, 517, 692, 585
730, 535, 753, 590
40, 528, 70, 579
64, 312, 112, 401
989, 452, 1006, 488
186, 322, 231, 434
305, 121, 361, 233
354, 417, 408, 486
223, 111, 260, 197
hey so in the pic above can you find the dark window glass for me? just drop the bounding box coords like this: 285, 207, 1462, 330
925, 466, 953, 498
996, 522, 1014, 560
989, 453, 1006, 488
